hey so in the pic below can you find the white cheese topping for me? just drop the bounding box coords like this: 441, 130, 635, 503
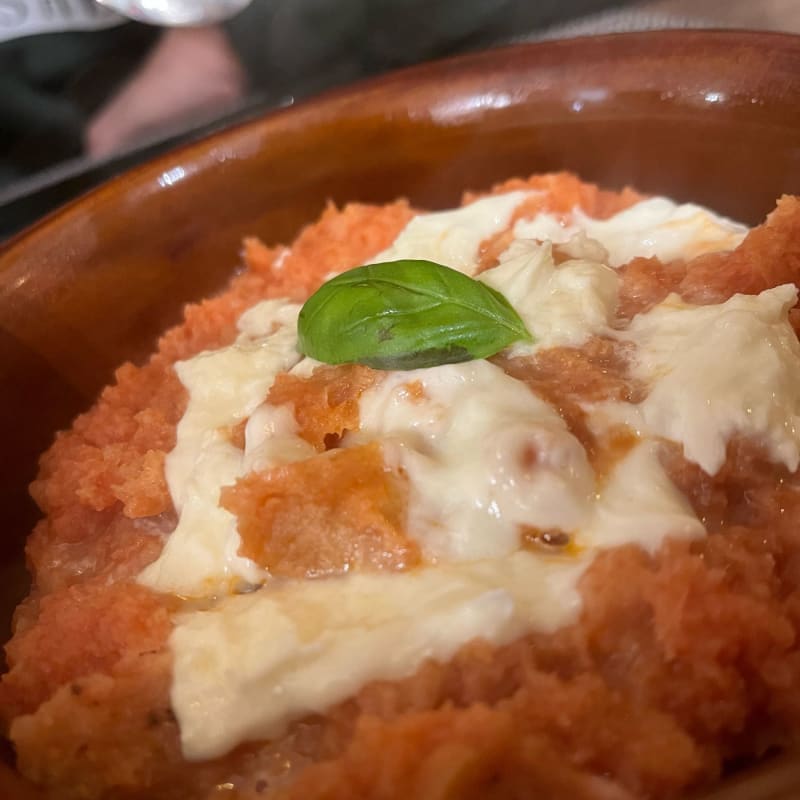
172, 551, 585, 760
138, 301, 303, 596
172, 434, 703, 759
353, 360, 593, 561
374, 190, 531, 273
580, 441, 705, 553
514, 197, 747, 267
141, 188, 800, 761
595, 285, 800, 476
479, 239, 619, 354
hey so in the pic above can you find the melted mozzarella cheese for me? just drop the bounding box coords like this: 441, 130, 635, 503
138, 301, 303, 596
374, 190, 531, 273
479, 239, 618, 354
172, 551, 585, 760
597, 285, 800, 475
514, 197, 746, 267
580, 440, 705, 552
353, 360, 593, 560
172, 434, 703, 760
147, 188, 800, 761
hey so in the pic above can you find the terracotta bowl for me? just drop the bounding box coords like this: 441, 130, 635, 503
1, 28, 799, 798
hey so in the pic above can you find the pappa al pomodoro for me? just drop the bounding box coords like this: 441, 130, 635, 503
3, 173, 800, 800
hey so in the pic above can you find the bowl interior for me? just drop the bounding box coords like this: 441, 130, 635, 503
0, 30, 798, 641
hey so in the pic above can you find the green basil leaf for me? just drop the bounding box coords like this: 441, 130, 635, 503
297, 259, 532, 370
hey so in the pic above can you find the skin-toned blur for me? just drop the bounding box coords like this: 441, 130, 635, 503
0, 0, 633, 184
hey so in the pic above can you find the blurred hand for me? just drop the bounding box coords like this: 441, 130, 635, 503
86, 25, 246, 158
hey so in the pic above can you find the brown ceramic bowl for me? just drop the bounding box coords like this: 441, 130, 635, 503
1, 28, 799, 798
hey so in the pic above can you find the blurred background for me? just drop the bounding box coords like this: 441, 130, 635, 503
0, 0, 798, 237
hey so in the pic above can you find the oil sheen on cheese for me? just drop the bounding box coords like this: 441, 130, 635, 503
139, 190, 800, 761
514, 197, 747, 267
352, 360, 594, 561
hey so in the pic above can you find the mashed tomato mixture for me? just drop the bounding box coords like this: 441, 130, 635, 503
3, 173, 800, 800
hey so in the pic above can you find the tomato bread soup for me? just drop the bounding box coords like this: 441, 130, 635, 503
3, 173, 800, 799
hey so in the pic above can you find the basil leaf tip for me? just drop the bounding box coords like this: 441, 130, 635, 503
297, 259, 533, 370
